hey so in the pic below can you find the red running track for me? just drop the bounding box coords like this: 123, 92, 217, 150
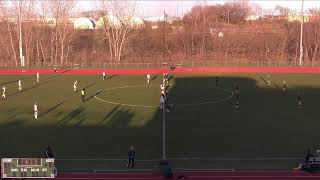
56, 171, 320, 180
1, 67, 320, 74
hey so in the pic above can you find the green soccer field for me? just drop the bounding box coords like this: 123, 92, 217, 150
0, 73, 319, 171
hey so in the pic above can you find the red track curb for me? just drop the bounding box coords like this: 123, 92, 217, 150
0, 67, 320, 74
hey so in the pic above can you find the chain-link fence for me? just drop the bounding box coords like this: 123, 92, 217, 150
1, 60, 320, 69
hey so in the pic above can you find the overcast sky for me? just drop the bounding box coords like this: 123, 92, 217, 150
76, 0, 320, 17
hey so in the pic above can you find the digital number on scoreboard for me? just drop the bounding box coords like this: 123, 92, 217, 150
1, 158, 56, 178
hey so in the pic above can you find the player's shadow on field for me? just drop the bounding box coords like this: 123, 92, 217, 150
4, 81, 51, 99
8, 107, 17, 113
108, 74, 117, 79
98, 106, 121, 125
57, 106, 86, 126
85, 91, 101, 102
44, 100, 66, 114
0, 74, 64, 96
103, 107, 134, 127
259, 77, 268, 85
60, 69, 72, 73
259, 77, 281, 89
83, 82, 96, 90
0, 75, 34, 86
43, 74, 62, 81
151, 75, 158, 81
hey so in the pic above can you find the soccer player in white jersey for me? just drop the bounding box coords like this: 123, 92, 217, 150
147, 74, 150, 83
81, 89, 86, 102
34, 102, 38, 119
37, 72, 40, 83
267, 74, 271, 86
18, 80, 22, 91
163, 73, 169, 84
160, 83, 165, 95
73, 80, 77, 92
162, 73, 166, 84
102, 72, 106, 80
283, 81, 287, 91
2, 86, 6, 98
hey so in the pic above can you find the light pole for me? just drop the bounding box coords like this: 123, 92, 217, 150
299, 0, 304, 66
18, 0, 24, 67
163, 10, 167, 66
162, 102, 166, 160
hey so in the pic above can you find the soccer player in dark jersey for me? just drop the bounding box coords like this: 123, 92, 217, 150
44, 146, 54, 158
234, 83, 239, 108
234, 83, 239, 97
160, 94, 165, 110
165, 93, 172, 112
127, 145, 136, 168
216, 76, 219, 87
298, 92, 302, 109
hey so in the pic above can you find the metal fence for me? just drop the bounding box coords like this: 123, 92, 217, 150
1, 60, 320, 69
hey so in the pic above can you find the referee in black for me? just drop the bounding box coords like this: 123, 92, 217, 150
127, 145, 136, 168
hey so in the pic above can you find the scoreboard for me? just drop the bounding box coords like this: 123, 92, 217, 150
1, 158, 56, 178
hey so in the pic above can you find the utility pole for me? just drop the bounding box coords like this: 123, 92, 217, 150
162, 102, 166, 160
163, 10, 166, 65
299, 0, 304, 66
162, 11, 167, 160
18, 0, 24, 67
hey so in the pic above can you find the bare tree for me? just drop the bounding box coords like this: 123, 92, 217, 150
275, 5, 290, 19
304, 8, 320, 64
99, 0, 137, 63
12, 0, 38, 66
0, 1, 18, 66
46, 0, 75, 66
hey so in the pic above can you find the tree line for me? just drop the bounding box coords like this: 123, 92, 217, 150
0, 0, 319, 67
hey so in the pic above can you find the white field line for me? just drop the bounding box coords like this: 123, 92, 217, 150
94, 84, 233, 108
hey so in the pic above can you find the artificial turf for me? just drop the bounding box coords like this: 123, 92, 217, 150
0, 72, 319, 171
